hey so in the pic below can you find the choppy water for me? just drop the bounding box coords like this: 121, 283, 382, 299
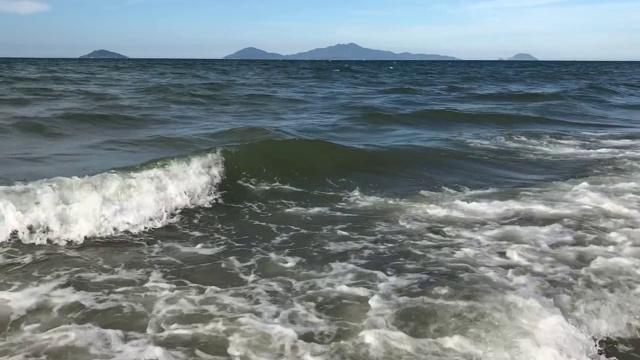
1, 59, 640, 359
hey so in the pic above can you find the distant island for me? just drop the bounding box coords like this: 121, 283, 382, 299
79, 50, 128, 59
224, 43, 459, 61
75, 47, 539, 61
503, 53, 538, 61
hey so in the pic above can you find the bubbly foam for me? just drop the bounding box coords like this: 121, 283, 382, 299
3, 135, 640, 359
468, 134, 640, 160
0, 153, 224, 244
3, 323, 183, 360
336, 147, 640, 358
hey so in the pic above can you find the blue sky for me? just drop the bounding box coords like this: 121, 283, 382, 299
0, 0, 638, 60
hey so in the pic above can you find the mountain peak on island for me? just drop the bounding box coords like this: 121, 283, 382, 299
79, 50, 128, 59
224, 43, 458, 61
506, 53, 538, 61
334, 43, 362, 48
224, 47, 284, 60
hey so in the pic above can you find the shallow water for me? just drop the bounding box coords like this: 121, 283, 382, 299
1, 59, 640, 359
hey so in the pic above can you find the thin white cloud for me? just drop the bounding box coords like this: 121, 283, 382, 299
0, 0, 50, 14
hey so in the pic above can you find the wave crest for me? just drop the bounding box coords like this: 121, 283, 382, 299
0, 153, 224, 244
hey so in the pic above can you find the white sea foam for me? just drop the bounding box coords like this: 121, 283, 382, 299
285, 206, 354, 216
169, 243, 226, 256
468, 134, 640, 160
3, 134, 640, 359
5, 324, 184, 360
329, 140, 640, 358
237, 179, 304, 192
0, 153, 224, 244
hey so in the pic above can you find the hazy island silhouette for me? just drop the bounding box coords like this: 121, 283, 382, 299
79, 44, 538, 61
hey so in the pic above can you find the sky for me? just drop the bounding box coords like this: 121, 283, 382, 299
0, 0, 638, 60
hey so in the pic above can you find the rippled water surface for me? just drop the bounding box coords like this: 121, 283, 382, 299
1, 59, 640, 359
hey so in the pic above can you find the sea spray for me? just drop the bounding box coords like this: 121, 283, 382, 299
0, 153, 224, 244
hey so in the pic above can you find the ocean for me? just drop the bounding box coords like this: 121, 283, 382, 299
1, 59, 639, 359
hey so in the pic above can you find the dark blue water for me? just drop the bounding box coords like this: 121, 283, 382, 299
1, 59, 639, 359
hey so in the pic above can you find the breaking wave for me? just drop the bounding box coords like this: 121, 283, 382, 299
0, 153, 224, 244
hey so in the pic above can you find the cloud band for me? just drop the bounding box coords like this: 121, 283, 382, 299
0, 0, 50, 14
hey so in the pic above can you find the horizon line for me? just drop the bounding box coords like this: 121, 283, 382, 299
1, 57, 639, 62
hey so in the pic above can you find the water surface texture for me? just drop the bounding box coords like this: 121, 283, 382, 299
1, 59, 640, 359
